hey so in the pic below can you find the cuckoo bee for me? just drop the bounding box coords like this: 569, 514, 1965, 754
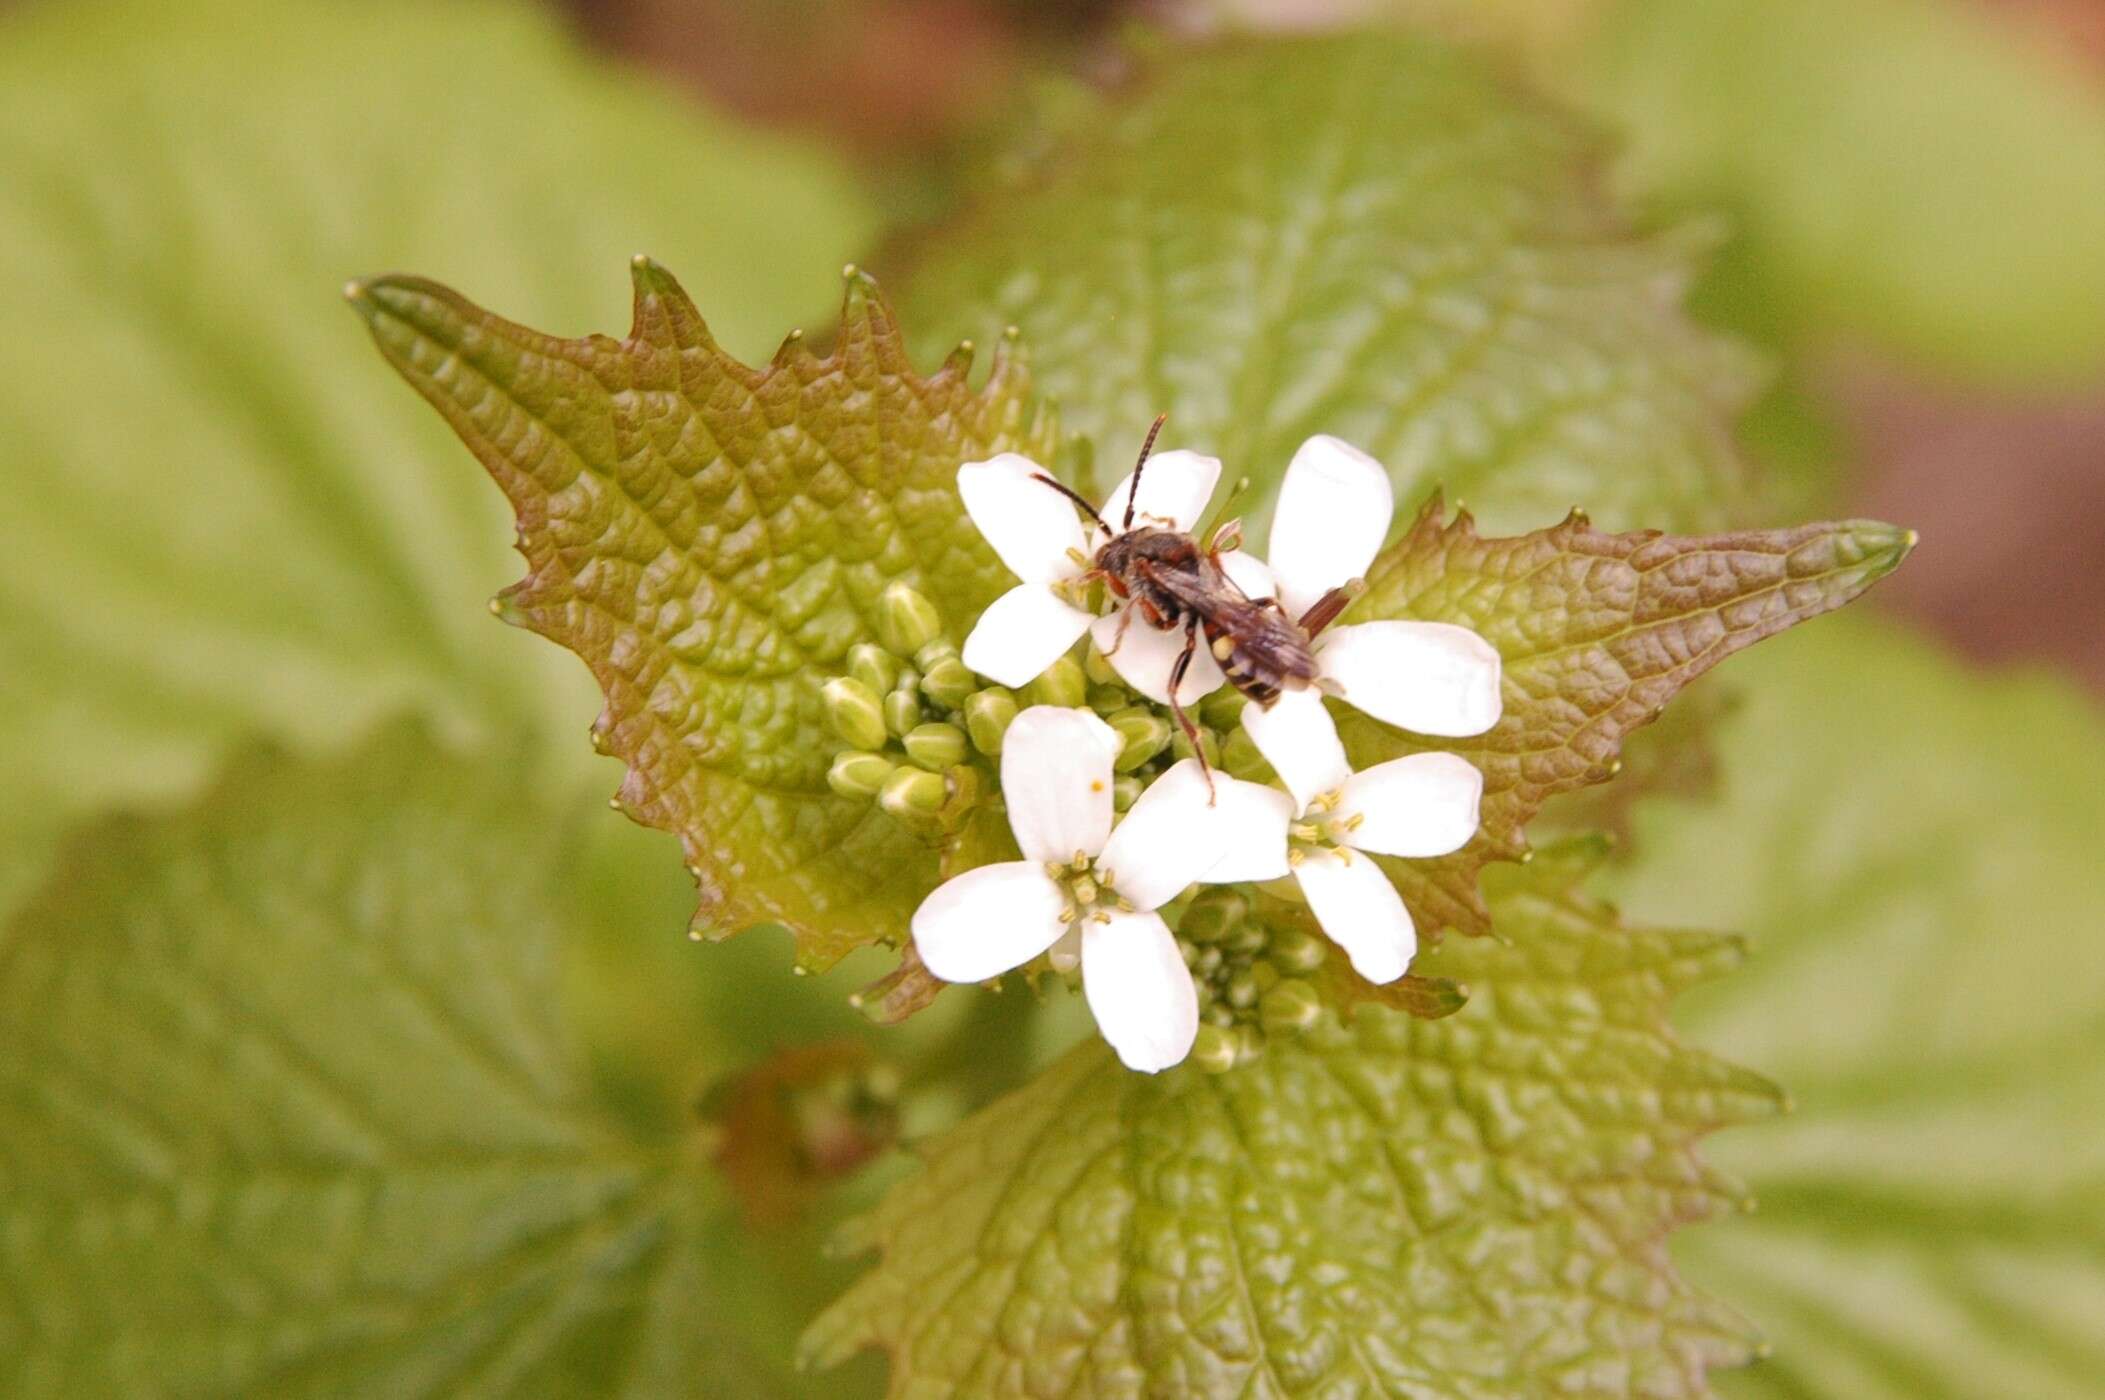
1033, 416, 1359, 794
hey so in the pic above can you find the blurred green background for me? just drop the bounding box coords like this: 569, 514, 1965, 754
1, 0, 2099, 1395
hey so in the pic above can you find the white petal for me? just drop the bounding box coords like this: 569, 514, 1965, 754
1239, 686, 1351, 811
1099, 448, 1222, 535
1090, 609, 1224, 707
1001, 705, 1119, 863
1217, 549, 1276, 601
1334, 752, 1483, 858
1082, 909, 1200, 1073
1318, 621, 1503, 737
962, 584, 1095, 688
1294, 850, 1417, 984
1266, 435, 1395, 621
957, 454, 1089, 584
1197, 777, 1296, 884
911, 863, 1070, 984
1098, 759, 1227, 911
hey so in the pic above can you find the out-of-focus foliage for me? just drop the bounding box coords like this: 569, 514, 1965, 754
0, 0, 876, 918
1578, 0, 2105, 385
809, 840, 1781, 1399
1192, 0, 2105, 386
1606, 619, 2105, 1400
0, 728, 822, 1397
891, 34, 1763, 538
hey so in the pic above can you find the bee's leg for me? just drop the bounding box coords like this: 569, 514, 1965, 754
1166, 619, 1216, 802
1296, 580, 1365, 637
1102, 599, 1136, 657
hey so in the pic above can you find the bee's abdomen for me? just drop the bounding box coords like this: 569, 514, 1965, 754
1205, 617, 1307, 707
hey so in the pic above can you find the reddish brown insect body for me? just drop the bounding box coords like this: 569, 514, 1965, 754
1033, 415, 1356, 792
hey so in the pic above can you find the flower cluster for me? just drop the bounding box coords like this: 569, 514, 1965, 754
843, 434, 1504, 1072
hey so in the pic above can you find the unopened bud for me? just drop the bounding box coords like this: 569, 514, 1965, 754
903, 722, 968, 771
964, 687, 1018, 754
1266, 927, 1326, 974
827, 750, 894, 800
1190, 1024, 1238, 1074
1082, 641, 1120, 687
914, 639, 960, 672
920, 656, 976, 712
1221, 728, 1275, 783
883, 687, 922, 739
1233, 1023, 1267, 1063
847, 642, 898, 696
877, 581, 942, 655
1199, 688, 1248, 732
822, 677, 888, 751
1171, 724, 1220, 768
1260, 978, 1322, 1034
1225, 968, 1260, 1009
878, 766, 947, 823
1087, 684, 1127, 716
1111, 775, 1143, 811
1108, 707, 1171, 772
1180, 888, 1246, 945
1024, 655, 1087, 710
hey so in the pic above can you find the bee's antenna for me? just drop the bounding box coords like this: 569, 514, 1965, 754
1032, 472, 1110, 533
1125, 412, 1169, 531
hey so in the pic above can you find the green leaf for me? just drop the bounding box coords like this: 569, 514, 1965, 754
1577, 0, 2105, 383
352, 263, 1055, 969
0, 726, 811, 1398
807, 838, 1783, 1398
1341, 500, 1914, 936
0, 0, 875, 918
1603, 618, 2105, 1400
889, 32, 1763, 537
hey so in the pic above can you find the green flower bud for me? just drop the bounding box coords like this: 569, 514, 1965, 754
964, 687, 1018, 755
903, 722, 968, 772
1108, 707, 1172, 772
1225, 968, 1260, 1009
878, 766, 947, 823
826, 750, 894, 800
1267, 927, 1326, 974
1111, 775, 1143, 812
877, 580, 942, 655
920, 656, 977, 712
883, 687, 923, 739
822, 677, 888, 752
1082, 641, 1120, 687
1232, 1023, 1267, 1064
1023, 655, 1088, 710
1199, 687, 1248, 733
1171, 724, 1220, 768
1260, 978, 1322, 1035
914, 639, 961, 672
1180, 889, 1246, 945
1221, 727, 1276, 783
1190, 1024, 1238, 1074
847, 642, 898, 696
1086, 684, 1128, 716
1203, 1001, 1235, 1028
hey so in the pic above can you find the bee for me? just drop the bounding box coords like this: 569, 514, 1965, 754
1032, 416, 1358, 793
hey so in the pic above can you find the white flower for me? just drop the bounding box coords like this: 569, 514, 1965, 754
1232, 435, 1505, 809
956, 448, 1250, 705
1199, 750, 1484, 984
910, 706, 1233, 1072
